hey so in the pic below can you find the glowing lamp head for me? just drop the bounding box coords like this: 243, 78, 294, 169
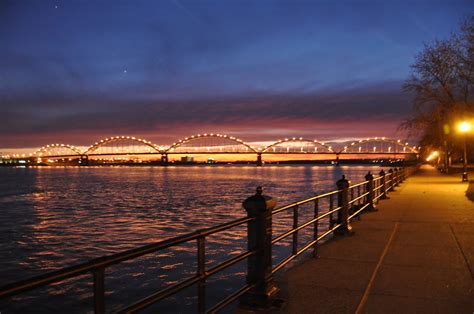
458, 121, 471, 133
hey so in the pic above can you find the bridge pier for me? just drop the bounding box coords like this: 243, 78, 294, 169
335, 154, 340, 166
79, 155, 89, 166
256, 153, 263, 167
161, 154, 168, 166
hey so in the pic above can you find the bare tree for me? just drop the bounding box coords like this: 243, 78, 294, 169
402, 15, 474, 164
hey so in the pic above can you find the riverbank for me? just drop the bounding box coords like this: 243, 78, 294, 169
280, 165, 474, 313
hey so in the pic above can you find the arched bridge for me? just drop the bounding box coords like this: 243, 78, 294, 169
166, 133, 258, 154
9, 133, 419, 166
339, 138, 418, 154
262, 138, 334, 154
84, 136, 160, 155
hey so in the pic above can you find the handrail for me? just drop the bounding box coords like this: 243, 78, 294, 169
0, 216, 253, 299
349, 191, 369, 204
0, 166, 417, 313
349, 180, 369, 188
272, 189, 340, 215
271, 206, 341, 245
271, 222, 342, 274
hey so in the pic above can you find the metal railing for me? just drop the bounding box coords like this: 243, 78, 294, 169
0, 166, 417, 313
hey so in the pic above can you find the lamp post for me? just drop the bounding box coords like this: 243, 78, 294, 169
458, 121, 471, 182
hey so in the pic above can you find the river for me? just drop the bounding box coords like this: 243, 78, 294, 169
0, 165, 385, 313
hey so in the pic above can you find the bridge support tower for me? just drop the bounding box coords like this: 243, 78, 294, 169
161, 154, 169, 166
256, 153, 263, 167
79, 155, 89, 166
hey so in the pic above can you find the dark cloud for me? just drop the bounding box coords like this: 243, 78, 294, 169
0, 80, 410, 147
1, 0, 471, 149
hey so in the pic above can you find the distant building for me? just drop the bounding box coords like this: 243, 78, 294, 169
181, 156, 194, 163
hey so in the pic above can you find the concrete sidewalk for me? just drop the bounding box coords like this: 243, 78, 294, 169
280, 165, 474, 314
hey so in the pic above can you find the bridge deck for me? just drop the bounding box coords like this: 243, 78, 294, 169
279, 165, 474, 313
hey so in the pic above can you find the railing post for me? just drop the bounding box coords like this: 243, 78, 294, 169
365, 172, 377, 211
388, 168, 395, 191
394, 168, 400, 187
240, 187, 279, 309
197, 235, 206, 314
335, 175, 353, 235
357, 185, 361, 206
313, 199, 319, 257
292, 206, 299, 255
93, 268, 105, 314
379, 170, 388, 199
329, 194, 335, 229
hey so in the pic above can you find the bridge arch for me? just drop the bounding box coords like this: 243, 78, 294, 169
164, 133, 258, 153
84, 136, 161, 155
262, 138, 334, 153
33, 143, 83, 156
339, 137, 419, 154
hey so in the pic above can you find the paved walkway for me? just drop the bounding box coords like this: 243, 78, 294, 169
280, 165, 474, 313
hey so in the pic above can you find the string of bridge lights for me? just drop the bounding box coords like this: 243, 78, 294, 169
1, 133, 420, 159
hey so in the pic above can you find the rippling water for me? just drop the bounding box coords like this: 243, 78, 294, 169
0, 165, 385, 313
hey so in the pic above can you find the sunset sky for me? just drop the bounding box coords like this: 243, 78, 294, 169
1, 0, 472, 150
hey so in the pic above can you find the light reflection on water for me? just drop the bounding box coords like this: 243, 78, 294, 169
0, 165, 384, 313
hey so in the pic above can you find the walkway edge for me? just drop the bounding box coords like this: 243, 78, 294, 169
355, 222, 399, 314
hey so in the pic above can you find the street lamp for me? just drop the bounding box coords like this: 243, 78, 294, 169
458, 121, 471, 182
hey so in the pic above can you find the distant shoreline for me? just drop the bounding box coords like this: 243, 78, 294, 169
0, 159, 413, 168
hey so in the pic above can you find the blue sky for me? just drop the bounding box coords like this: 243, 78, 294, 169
0, 0, 472, 147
